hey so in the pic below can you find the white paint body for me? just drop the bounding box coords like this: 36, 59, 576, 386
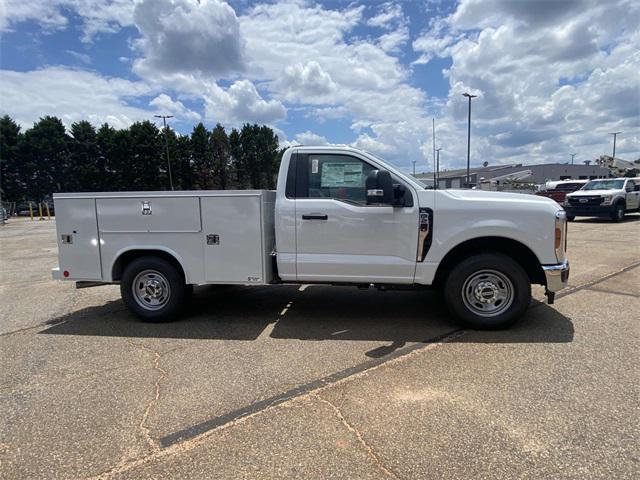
53, 146, 565, 288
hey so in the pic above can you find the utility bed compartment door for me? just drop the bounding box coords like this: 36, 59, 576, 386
96, 197, 201, 233
201, 196, 265, 283
54, 198, 102, 280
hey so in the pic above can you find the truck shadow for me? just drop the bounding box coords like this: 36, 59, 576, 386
39, 284, 574, 345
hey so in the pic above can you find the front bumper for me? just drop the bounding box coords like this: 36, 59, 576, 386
542, 260, 570, 293
564, 205, 612, 217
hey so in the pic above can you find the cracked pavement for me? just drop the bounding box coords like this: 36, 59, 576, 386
1, 216, 639, 479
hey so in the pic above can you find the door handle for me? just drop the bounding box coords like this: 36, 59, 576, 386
302, 213, 328, 220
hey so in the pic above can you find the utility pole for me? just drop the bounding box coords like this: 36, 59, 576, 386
609, 132, 621, 159
154, 115, 175, 190
432, 118, 436, 189
435, 148, 442, 189
412, 160, 416, 176
570, 153, 576, 165
462, 92, 477, 188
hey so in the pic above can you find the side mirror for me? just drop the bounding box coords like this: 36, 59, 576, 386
366, 169, 393, 205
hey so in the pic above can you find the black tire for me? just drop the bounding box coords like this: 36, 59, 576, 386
443, 253, 531, 330
566, 215, 575, 222
120, 256, 186, 322
610, 203, 625, 222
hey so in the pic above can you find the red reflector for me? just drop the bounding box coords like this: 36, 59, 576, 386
63, 270, 70, 278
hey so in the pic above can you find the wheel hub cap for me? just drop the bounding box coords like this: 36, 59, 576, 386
462, 269, 514, 318
132, 270, 171, 311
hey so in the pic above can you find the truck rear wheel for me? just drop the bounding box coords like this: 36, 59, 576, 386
443, 253, 531, 330
121, 256, 186, 322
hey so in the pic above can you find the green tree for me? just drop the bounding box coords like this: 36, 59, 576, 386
69, 121, 99, 191
176, 135, 193, 190
20, 116, 70, 200
128, 121, 164, 190
210, 123, 230, 189
0, 115, 23, 201
228, 128, 245, 188
191, 123, 212, 189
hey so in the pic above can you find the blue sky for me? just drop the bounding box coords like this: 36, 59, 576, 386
1, 0, 638, 173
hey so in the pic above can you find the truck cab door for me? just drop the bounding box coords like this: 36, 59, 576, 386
293, 153, 419, 284
625, 180, 640, 209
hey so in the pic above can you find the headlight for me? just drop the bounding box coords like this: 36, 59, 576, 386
601, 195, 613, 205
555, 211, 567, 262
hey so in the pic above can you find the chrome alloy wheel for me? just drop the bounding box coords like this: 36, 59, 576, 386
132, 269, 171, 311
461, 269, 514, 317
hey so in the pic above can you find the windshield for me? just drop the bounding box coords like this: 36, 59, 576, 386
582, 179, 624, 190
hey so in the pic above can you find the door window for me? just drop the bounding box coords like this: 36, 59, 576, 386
307, 155, 374, 204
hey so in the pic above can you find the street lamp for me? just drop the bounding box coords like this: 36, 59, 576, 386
412, 160, 416, 176
154, 114, 175, 190
462, 92, 477, 188
435, 148, 442, 189
570, 153, 576, 165
609, 132, 621, 159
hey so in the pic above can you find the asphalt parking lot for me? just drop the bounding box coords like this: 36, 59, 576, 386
1, 215, 639, 479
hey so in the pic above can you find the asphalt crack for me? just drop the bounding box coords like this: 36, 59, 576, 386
314, 393, 401, 480
127, 341, 169, 452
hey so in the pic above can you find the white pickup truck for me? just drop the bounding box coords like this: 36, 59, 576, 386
52, 146, 569, 329
564, 177, 640, 222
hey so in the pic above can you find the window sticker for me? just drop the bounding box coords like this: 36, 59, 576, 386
321, 162, 364, 187
311, 158, 318, 174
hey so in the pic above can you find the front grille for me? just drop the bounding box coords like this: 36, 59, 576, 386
568, 196, 602, 206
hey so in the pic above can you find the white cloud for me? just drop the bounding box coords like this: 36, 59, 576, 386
278, 62, 336, 103
0, 67, 155, 130
0, 1, 134, 40
412, 0, 640, 168
0, 0, 68, 32
366, 2, 404, 30
203, 79, 286, 125
133, 0, 244, 78
378, 25, 409, 53
295, 131, 329, 146
65, 50, 91, 65
149, 93, 201, 122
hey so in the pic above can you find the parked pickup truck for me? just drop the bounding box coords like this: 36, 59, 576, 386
564, 178, 640, 222
536, 179, 588, 204
52, 146, 569, 329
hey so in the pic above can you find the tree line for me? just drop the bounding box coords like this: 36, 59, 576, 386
0, 115, 283, 202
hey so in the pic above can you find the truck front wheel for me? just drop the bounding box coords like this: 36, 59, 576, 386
443, 253, 531, 330
611, 203, 625, 222
121, 256, 186, 322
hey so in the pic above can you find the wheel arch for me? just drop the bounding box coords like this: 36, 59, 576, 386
433, 236, 545, 287
111, 248, 187, 283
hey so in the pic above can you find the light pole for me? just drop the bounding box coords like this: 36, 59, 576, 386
462, 92, 477, 188
435, 148, 442, 189
609, 132, 621, 159
570, 153, 576, 165
154, 114, 175, 190
412, 160, 416, 176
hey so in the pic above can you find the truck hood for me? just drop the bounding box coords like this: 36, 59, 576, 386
442, 189, 559, 206
567, 189, 620, 197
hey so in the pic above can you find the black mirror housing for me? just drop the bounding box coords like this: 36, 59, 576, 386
366, 169, 393, 205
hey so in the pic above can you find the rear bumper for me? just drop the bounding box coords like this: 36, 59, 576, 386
564, 205, 612, 217
542, 261, 570, 292
51, 267, 61, 280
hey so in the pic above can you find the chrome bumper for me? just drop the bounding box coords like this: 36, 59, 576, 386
542, 260, 570, 293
